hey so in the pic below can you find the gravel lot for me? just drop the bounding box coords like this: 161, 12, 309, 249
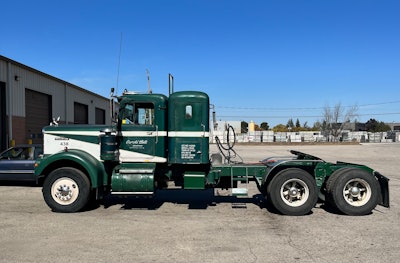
0, 143, 399, 263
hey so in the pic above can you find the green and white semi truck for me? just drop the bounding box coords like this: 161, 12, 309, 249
34, 88, 389, 216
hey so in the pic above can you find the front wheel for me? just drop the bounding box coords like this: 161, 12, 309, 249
266, 168, 318, 216
42, 167, 91, 213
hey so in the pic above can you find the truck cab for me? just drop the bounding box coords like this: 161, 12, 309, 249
116, 91, 210, 164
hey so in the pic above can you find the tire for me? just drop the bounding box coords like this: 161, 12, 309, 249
42, 167, 91, 213
325, 167, 355, 210
326, 168, 379, 216
266, 168, 318, 216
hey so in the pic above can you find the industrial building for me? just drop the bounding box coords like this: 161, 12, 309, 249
0, 55, 111, 151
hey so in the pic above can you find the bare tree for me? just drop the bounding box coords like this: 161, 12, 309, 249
321, 102, 358, 142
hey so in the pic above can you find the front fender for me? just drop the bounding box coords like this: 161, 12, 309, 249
35, 149, 107, 188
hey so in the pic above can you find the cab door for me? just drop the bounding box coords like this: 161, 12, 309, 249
118, 95, 167, 163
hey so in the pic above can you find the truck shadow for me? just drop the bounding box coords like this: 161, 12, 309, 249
103, 189, 280, 214
0, 181, 39, 187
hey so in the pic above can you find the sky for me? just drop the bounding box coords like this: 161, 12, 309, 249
2, 0, 400, 127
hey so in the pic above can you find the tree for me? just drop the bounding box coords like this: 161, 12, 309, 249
254, 124, 262, 131
321, 102, 358, 142
295, 118, 301, 128
365, 119, 391, 132
241, 121, 248, 133
312, 121, 322, 131
273, 124, 288, 132
260, 122, 269, 130
286, 119, 294, 129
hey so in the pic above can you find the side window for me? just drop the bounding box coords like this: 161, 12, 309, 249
4, 147, 28, 160
185, 105, 192, 119
121, 102, 154, 125
135, 103, 154, 125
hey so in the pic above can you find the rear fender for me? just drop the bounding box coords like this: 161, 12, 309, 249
261, 160, 319, 189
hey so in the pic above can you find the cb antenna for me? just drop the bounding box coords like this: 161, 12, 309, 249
116, 32, 123, 95
146, 69, 152, 93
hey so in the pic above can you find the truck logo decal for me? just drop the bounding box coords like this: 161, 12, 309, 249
126, 139, 148, 145
125, 139, 149, 150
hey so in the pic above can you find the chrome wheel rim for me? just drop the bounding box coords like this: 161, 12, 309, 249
280, 179, 309, 207
51, 177, 79, 205
342, 178, 371, 207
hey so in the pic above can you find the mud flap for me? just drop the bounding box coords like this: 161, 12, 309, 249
375, 172, 390, 208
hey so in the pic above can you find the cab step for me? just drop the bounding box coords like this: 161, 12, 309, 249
232, 202, 247, 209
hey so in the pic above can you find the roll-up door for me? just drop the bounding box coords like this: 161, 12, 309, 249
0, 82, 6, 150
74, 102, 88, 124
25, 89, 52, 144
95, 107, 105, 124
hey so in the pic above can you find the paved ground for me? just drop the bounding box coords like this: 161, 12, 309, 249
0, 143, 399, 263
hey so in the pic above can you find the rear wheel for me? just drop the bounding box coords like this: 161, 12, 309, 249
42, 167, 91, 213
325, 168, 355, 210
326, 168, 379, 216
266, 168, 318, 216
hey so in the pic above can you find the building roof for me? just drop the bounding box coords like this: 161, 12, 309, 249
0, 55, 108, 100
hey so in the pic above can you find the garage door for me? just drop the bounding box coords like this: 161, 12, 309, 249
74, 102, 88, 124
25, 89, 52, 144
95, 107, 105, 124
0, 82, 6, 151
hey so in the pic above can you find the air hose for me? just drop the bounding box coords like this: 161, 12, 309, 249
215, 125, 243, 164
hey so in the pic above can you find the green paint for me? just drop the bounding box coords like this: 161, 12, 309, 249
184, 171, 205, 189
168, 91, 210, 164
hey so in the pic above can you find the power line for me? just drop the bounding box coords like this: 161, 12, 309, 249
216, 100, 400, 112
217, 112, 400, 119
